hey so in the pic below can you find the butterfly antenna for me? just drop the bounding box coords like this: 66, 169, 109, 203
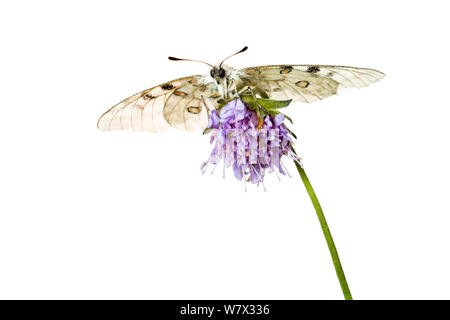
219, 46, 248, 68
168, 56, 214, 68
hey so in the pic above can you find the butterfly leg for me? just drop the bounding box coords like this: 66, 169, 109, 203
227, 78, 239, 98
201, 95, 217, 126
247, 87, 269, 112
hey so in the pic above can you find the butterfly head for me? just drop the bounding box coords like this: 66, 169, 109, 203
209, 64, 234, 84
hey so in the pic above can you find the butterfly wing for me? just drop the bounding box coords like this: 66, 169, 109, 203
238, 65, 385, 103
97, 75, 218, 132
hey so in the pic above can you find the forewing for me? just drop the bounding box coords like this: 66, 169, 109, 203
97, 75, 217, 132
239, 65, 384, 103
162, 77, 217, 131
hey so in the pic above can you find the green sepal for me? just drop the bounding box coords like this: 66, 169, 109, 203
202, 127, 213, 135
257, 107, 267, 120
240, 95, 292, 111
240, 95, 258, 111
266, 108, 280, 117
286, 126, 297, 139
217, 100, 229, 110
283, 114, 294, 124
257, 97, 292, 110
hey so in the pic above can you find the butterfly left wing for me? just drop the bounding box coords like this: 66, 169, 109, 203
97, 75, 217, 132
238, 65, 384, 103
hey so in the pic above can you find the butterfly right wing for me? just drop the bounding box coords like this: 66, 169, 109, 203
97, 75, 218, 132
238, 65, 385, 103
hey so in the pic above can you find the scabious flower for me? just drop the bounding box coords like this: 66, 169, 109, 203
201, 99, 301, 190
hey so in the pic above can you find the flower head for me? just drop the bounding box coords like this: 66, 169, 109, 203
201, 98, 301, 189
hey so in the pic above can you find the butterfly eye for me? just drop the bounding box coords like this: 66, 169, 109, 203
210, 69, 216, 78
218, 68, 226, 78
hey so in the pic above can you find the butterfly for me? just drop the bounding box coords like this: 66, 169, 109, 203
97, 46, 384, 132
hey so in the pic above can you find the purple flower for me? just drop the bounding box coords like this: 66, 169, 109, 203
201, 99, 301, 190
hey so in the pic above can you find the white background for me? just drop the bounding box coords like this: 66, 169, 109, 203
0, 0, 449, 300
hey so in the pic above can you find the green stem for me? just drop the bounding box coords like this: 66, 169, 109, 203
291, 149, 353, 300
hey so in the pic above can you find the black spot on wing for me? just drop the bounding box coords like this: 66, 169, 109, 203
307, 66, 320, 73
187, 106, 201, 114
161, 83, 175, 90
174, 90, 187, 96
280, 66, 293, 74
142, 93, 154, 100
295, 80, 310, 88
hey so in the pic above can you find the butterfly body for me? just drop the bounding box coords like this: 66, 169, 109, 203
98, 53, 384, 133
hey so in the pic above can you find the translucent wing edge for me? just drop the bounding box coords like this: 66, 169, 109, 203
97, 75, 201, 132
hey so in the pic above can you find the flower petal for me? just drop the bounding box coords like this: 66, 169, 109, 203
202, 98, 297, 187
